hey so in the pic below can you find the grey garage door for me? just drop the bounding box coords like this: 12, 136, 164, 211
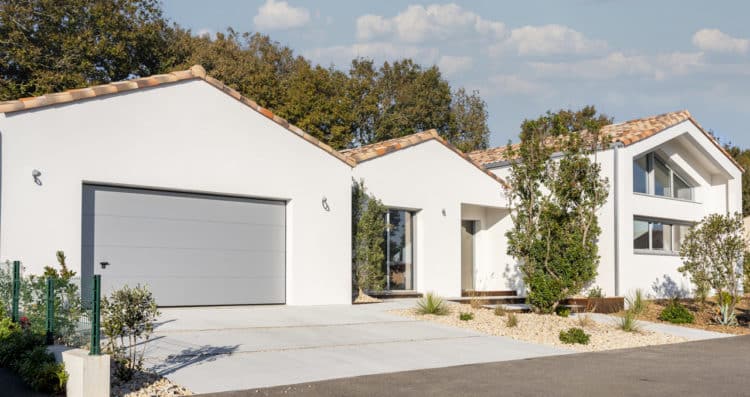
82, 185, 286, 306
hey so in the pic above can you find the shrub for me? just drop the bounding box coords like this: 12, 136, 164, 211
468, 291, 483, 309
17, 345, 67, 394
415, 293, 448, 316
619, 310, 641, 332
102, 284, 160, 382
555, 307, 571, 318
0, 329, 44, 368
0, 317, 20, 340
459, 312, 474, 321
493, 306, 506, 316
587, 286, 604, 298
352, 180, 386, 295
559, 327, 590, 345
658, 301, 694, 324
506, 312, 519, 328
626, 289, 648, 315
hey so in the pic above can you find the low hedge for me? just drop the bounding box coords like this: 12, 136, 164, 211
0, 317, 67, 394
658, 301, 695, 324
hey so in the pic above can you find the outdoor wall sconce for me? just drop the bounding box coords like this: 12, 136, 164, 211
322, 197, 330, 212
441, 208, 446, 216
32, 169, 42, 186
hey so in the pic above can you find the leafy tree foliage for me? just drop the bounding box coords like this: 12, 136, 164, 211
352, 180, 386, 296
505, 106, 611, 313
0, 0, 172, 100
679, 212, 745, 325
720, 145, 750, 216
1, 1, 491, 151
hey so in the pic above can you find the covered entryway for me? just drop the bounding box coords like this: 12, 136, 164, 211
82, 184, 286, 306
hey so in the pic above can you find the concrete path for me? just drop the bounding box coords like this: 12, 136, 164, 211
580, 313, 733, 340
202, 335, 750, 397
144, 300, 570, 394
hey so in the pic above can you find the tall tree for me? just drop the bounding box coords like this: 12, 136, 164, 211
719, 144, 750, 216
0, 0, 172, 100
448, 88, 490, 152
505, 106, 612, 313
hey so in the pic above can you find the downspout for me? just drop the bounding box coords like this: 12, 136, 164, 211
611, 141, 624, 297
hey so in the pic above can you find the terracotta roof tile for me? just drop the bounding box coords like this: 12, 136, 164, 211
468, 110, 743, 172
341, 130, 509, 188
0, 65, 355, 167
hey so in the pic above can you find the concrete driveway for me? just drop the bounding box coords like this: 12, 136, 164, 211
144, 300, 569, 394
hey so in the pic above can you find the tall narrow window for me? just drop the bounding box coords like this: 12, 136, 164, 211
633, 156, 649, 194
674, 175, 692, 200
383, 209, 415, 290
633, 220, 650, 249
653, 157, 672, 197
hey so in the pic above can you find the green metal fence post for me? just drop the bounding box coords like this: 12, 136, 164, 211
11, 261, 20, 323
45, 277, 55, 345
90, 274, 101, 355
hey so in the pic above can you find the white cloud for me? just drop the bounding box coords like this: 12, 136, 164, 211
253, 0, 310, 31
488, 74, 546, 95
530, 51, 704, 80
305, 43, 440, 67
692, 29, 749, 54
494, 24, 607, 56
437, 55, 473, 76
355, 3, 505, 43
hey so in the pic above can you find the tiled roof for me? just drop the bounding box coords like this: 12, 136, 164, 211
0, 65, 356, 167
468, 110, 743, 172
341, 130, 509, 188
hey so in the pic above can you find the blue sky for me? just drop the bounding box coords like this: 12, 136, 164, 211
162, 0, 750, 148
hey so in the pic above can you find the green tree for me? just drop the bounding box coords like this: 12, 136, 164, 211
0, 0, 173, 100
505, 106, 611, 313
352, 180, 386, 298
720, 144, 750, 216
448, 88, 490, 152
679, 212, 746, 325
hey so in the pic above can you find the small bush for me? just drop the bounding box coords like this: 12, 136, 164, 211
658, 301, 694, 324
0, 317, 20, 340
559, 327, 590, 345
415, 292, 448, 316
626, 289, 648, 315
493, 306, 506, 316
587, 286, 604, 298
506, 312, 519, 327
556, 307, 571, 318
619, 310, 641, 332
459, 312, 474, 321
17, 345, 67, 394
468, 291, 483, 309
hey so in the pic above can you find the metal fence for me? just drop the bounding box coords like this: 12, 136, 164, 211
1, 261, 102, 355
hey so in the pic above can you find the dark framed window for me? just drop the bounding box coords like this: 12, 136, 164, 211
632, 153, 693, 200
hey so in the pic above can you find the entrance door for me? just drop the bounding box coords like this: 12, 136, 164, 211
461, 220, 477, 291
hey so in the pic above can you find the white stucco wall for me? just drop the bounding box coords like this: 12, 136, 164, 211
0, 79, 352, 305
352, 140, 508, 297
487, 119, 743, 298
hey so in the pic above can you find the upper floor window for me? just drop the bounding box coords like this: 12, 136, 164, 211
633, 153, 693, 200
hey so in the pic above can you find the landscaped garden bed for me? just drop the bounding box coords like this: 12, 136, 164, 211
615, 295, 750, 336
392, 301, 688, 352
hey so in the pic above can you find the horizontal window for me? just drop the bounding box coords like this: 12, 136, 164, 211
633, 218, 691, 253
633, 153, 694, 200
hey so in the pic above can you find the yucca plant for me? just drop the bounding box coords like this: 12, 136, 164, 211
415, 292, 448, 315
619, 310, 641, 333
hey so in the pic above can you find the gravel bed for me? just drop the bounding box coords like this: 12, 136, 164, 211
391, 303, 688, 352
111, 371, 193, 397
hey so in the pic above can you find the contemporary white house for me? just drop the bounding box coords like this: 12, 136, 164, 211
469, 110, 744, 298
0, 65, 742, 305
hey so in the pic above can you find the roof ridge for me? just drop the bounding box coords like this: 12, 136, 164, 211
0, 65, 356, 167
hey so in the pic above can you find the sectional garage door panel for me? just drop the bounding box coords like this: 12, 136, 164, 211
82, 185, 286, 306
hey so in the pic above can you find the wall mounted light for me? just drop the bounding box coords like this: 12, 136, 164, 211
32, 169, 42, 186
441, 208, 446, 216
321, 197, 330, 212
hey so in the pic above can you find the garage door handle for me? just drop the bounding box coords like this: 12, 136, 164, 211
100, 261, 110, 269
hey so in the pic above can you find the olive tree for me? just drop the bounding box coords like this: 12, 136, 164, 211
505, 107, 611, 313
679, 212, 746, 325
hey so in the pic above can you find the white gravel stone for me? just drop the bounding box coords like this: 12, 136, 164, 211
391, 302, 688, 352
111, 371, 193, 397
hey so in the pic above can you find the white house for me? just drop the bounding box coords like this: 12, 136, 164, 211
343, 130, 509, 298
0, 65, 741, 305
469, 110, 744, 298
0, 65, 354, 306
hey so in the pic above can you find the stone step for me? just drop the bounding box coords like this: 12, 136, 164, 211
367, 290, 423, 299
448, 296, 527, 305
461, 290, 518, 297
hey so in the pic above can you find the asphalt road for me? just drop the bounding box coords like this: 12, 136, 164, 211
200, 335, 750, 397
